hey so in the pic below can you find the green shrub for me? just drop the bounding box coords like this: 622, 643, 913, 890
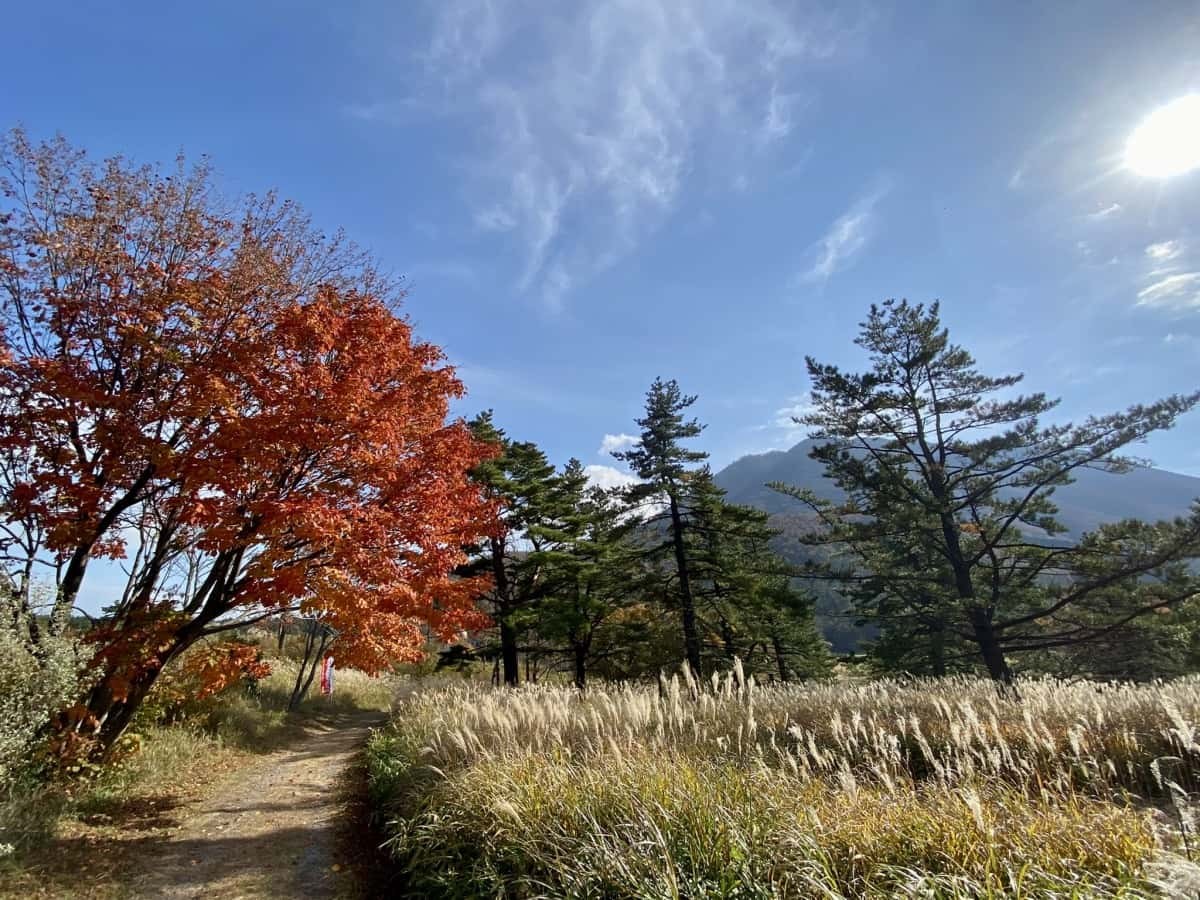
0, 620, 84, 788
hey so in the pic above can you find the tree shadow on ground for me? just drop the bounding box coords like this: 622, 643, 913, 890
332, 740, 404, 899
0, 712, 391, 899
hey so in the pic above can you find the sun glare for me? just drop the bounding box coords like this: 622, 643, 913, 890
1125, 93, 1200, 177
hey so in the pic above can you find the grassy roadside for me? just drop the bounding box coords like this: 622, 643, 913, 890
0, 661, 398, 899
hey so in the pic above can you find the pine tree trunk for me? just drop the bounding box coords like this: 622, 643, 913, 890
929, 619, 947, 678
668, 493, 702, 676
490, 533, 520, 687
936, 511, 1014, 688
499, 618, 520, 686
771, 630, 791, 682
573, 643, 587, 690
969, 607, 1014, 686
719, 618, 737, 661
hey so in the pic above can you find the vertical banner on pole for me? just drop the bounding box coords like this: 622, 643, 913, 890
320, 656, 334, 696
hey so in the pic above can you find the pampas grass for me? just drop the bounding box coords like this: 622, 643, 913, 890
368, 672, 1200, 898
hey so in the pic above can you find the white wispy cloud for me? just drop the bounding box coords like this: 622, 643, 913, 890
1061, 363, 1124, 386
1146, 240, 1183, 262
583, 464, 641, 491
396, 0, 868, 306
598, 433, 638, 456
773, 398, 818, 429
422, 0, 511, 75
757, 83, 806, 147
801, 184, 889, 284
1137, 272, 1200, 310
343, 98, 425, 124
474, 206, 518, 232
1007, 131, 1065, 190
1086, 202, 1122, 220
403, 259, 480, 285
750, 394, 817, 448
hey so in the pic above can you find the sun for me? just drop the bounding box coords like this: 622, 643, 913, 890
1125, 94, 1200, 177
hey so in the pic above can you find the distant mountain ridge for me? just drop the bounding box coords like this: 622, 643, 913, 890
715, 438, 1200, 536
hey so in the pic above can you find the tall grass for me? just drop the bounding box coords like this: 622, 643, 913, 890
368, 671, 1200, 898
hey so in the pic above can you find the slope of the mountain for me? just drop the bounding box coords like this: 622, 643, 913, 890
714, 441, 840, 515
720, 439, 1200, 654
716, 438, 1200, 535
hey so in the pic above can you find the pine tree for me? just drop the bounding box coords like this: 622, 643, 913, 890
615, 378, 709, 675
688, 469, 830, 679
534, 462, 640, 689
1018, 515, 1200, 678
824, 493, 971, 677
462, 413, 561, 686
773, 299, 1200, 684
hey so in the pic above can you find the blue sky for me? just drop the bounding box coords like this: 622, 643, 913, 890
3, 0, 1200, 498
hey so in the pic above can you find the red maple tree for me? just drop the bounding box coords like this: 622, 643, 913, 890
0, 130, 494, 758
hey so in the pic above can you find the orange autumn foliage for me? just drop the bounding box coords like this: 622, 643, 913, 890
179, 641, 271, 701
162, 640, 272, 708
0, 129, 497, 757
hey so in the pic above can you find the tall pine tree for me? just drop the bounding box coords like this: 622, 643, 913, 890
774, 300, 1200, 684
461, 413, 561, 686
689, 468, 830, 679
615, 378, 709, 675
534, 462, 640, 689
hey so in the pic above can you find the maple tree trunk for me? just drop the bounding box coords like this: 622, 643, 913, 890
288, 625, 331, 711
58, 545, 92, 618
668, 493, 703, 677
499, 618, 519, 686
77, 629, 200, 762
85, 670, 162, 761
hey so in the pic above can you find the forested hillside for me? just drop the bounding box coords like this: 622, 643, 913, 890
717, 438, 1200, 534
717, 440, 1200, 654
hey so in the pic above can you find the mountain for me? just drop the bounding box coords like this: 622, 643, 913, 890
715, 438, 1200, 536
715, 439, 1200, 654
714, 440, 841, 516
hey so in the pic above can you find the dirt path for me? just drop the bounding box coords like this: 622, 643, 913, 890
127, 711, 389, 899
